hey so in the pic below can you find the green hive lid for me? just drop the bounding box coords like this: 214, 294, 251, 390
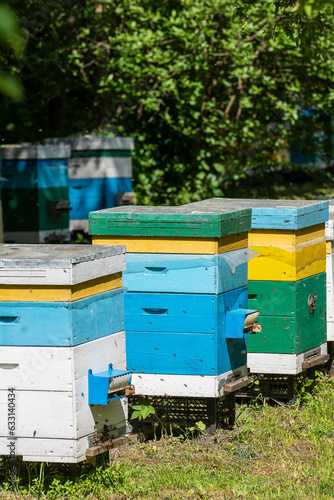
185, 198, 329, 230
89, 205, 251, 238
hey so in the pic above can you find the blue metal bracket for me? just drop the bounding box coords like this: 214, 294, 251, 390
226, 308, 259, 339
88, 363, 132, 405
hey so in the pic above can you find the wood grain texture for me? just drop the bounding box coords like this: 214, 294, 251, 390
249, 224, 325, 245
124, 252, 248, 294
0, 288, 124, 346
188, 198, 329, 230
0, 244, 126, 285
247, 342, 328, 375
247, 273, 327, 354
185, 198, 329, 230
124, 287, 248, 335
129, 365, 248, 398
89, 206, 251, 238
92, 233, 248, 254
0, 332, 126, 391
0, 272, 122, 302
248, 240, 326, 281
68, 157, 132, 179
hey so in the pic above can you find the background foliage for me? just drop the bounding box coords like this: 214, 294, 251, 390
1, 0, 334, 204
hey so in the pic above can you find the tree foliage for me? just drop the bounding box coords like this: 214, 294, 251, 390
1, 0, 334, 203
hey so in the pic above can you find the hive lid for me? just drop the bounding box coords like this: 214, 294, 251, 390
185, 198, 329, 230
89, 205, 251, 238
44, 137, 134, 151
0, 244, 126, 285
0, 145, 71, 160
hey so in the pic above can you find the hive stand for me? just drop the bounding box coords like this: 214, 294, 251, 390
0, 145, 71, 243
89, 204, 258, 431
44, 137, 134, 232
0, 244, 131, 463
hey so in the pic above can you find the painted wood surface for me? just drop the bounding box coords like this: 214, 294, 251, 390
326, 252, 334, 341
92, 233, 248, 255
186, 198, 329, 230
126, 331, 247, 376
0, 392, 127, 454
247, 273, 327, 354
0, 333, 129, 462
3, 229, 71, 244
2, 187, 69, 233
248, 239, 326, 281
2, 160, 68, 189
44, 137, 135, 151
0, 332, 126, 391
0, 244, 126, 285
68, 157, 132, 178
125, 286, 248, 335
89, 206, 252, 238
69, 220, 89, 232
326, 239, 334, 254
0, 288, 124, 346
247, 342, 328, 375
0, 272, 122, 302
123, 251, 248, 294
130, 365, 248, 398
248, 224, 325, 246
70, 177, 132, 221
0, 145, 71, 160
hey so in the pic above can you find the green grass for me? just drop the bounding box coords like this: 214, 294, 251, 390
1, 375, 334, 500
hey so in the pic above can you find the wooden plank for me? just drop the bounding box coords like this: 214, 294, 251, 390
92, 233, 248, 255
0, 273, 122, 302
68, 157, 132, 179
0, 332, 126, 391
249, 224, 325, 246
248, 240, 326, 281
0, 288, 124, 346
0, 145, 71, 160
124, 286, 248, 335
124, 252, 248, 294
0, 245, 126, 285
302, 353, 329, 369
247, 342, 328, 374
86, 434, 138, 458
185, 198, 329, 230
223, 376, 251, 393
247, 273, 327, 355
89, 206, 251, 238
129, 367, 248, 398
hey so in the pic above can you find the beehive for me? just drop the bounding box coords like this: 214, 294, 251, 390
325, 201, 334, 342
45, 137, 134, 232
187, 199, 328, 375
0, 244, 130, 463
89, 205, 256, 399
0, 145, 71, 243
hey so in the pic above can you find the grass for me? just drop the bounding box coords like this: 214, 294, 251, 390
1, 374, 334, 500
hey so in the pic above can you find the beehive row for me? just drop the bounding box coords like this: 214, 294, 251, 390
0, 137, 134, 243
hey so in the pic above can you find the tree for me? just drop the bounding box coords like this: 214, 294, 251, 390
1, 0, 334, 203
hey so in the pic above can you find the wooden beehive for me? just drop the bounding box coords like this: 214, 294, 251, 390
187, 199, 328, 375
0, 145, 71, 243
89, 205, 255, 399
45, 137, 134, 232
0, 244, 130, 463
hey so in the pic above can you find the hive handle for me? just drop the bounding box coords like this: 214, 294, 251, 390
142, 308, 168, 315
